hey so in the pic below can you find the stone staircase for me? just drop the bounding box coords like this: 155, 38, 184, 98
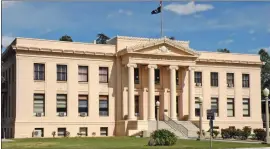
147, 115, 199, 139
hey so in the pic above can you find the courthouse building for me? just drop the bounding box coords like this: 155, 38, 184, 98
1, 36, 263, 138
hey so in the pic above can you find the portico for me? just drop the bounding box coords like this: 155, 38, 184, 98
119, 38, 200, 122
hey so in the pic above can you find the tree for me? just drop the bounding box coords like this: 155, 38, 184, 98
217, 48, 230, 53
259, 49, 270, 90
169, 36, 175, 40
96, 33, 110, 44
59, 35, 73, 42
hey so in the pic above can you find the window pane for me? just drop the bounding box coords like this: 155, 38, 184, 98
227, 110, 233, 116
79, 100, 88, 108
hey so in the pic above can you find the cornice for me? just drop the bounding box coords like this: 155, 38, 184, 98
13, 45, 115, 57
196, 58, 263, 65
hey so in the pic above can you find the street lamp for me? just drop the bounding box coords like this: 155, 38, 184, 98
263, 88, 270, 144
198, 96, 203, 141
156, 101, 160, 130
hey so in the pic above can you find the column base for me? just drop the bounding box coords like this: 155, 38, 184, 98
128, 117, 136, 121
148, 118, 156, 121
263, 137, 270, 144
171, 117, 177, 121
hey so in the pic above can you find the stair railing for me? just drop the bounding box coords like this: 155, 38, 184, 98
164, 114, 189, 137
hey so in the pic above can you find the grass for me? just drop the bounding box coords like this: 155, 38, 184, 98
2, 137, 270, 149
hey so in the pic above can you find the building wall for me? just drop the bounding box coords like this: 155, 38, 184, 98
14, 51, 116, 138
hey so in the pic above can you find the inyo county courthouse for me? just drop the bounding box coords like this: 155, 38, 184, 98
1, 36, 263, 138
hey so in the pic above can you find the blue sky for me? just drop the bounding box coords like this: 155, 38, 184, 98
2, 1, 270, 54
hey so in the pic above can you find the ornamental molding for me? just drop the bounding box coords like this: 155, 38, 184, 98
115, 35, 189, 44
196, 58, 263, 65
12, 45, 115, 57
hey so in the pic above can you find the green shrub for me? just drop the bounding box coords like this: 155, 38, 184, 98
253, 128, 266, 141
242, 126, 251, 140
212, 130, 220, 138
196, 130, 205, 137
149, 129, 177, 146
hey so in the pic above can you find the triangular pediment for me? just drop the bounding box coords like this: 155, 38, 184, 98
120, 38, 200, 57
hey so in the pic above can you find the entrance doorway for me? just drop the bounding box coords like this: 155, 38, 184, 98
155, 96, 160, 120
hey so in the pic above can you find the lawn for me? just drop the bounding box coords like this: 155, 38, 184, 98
2, 137, 270, 149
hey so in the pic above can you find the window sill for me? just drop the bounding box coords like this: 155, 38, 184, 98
195, 86, 202, 88
99, 115, 109, 117
211, 86, 219, 88
79, 82, 88, 84
34, 80, 45, 82
57, 81, 67, 83
100, 82, 109, 85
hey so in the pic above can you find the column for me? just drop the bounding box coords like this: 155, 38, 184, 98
127, 63, 137, 120
169, 65, 178, 120
188, 67, 195, 120
148, 64, 157, 121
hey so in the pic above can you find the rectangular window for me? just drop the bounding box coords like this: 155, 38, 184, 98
99, 67, 108, 83
34, 94, 45, 116
176, 70, 179, 85
78, 95, 88, 116
243, 98, 250, 117
134, 68, 139, 84
100, 127, 108, 136
99, 95, 109, 116
227, 73, 234, 87
12, 64, 15, 82
57, 65, 67, 81
79, 127, 88, 136
57, 94, 67, 116
34, 63, 45, 80
176, 96, 179, 116
34, 128, 44, 137
135, 95, 139, 116
194, 72, 202, 86
195, 97, 200, 116
57, 128, 66, 137
155, 69, 160, 84
9, 68, 11, 83
78, 66, 88, 82
242, 74, 250, 88
211, 72, 218, 87
211, 97, 219, 116
227, 98, 235, 117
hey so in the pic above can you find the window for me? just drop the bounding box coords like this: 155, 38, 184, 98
135, 95, 139, 116
99, 67, 108, 83
34, 94, 45, 116
195, 97, 201, 116
176, 96, 179, 116
57, 128, 66, 137
211, 98, 219, 116
227, 98, 235, 117
57, 94, 67, 116
78, 66, 88, 82
176, 70, 179, 85
155, 69, 160, 84
194, 72, 202, 85
12, 64, 15, 82
79, 127, 88, 136
242, 74, 250, 88
57, 65, 67, 81
34, 128, 44, 137
78, 95, 88, 116
227, 73, 234, 87
100, 127, 108, 136
211, 72, 218, 87
243, 98, 250, 117
134, 68, 139, 84
9, 68, 11, 83
99, 95, 109, 116
34, 63, 45, 80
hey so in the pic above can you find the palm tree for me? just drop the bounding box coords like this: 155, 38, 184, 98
59, 35, 73, 42
169, 36, 175, 40
217, 48, 230, 53
96, 33, 110, 44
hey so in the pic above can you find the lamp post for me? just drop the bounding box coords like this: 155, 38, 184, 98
198, 96, 203, 141
156, 101, 160, 130
263, 88, 270, 144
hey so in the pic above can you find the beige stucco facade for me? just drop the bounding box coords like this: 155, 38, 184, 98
1, 36, 263, 138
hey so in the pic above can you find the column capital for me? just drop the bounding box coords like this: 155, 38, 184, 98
127, 63, 137, 68
169, 65, 179, 70
188, 67, 195, 71
148, 64, 157, 69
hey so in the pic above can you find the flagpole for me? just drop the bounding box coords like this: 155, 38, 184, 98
160, 0, 163, 38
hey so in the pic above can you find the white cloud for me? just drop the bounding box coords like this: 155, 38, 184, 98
2, 35, 15, 48
2, 1, 17, 8
164, 1, 214, 15
118, 9, 133, 16
218, 39, 234, 45
249, 29, 255, 34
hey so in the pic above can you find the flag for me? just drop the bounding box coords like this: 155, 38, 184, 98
151, 0, 162, 15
